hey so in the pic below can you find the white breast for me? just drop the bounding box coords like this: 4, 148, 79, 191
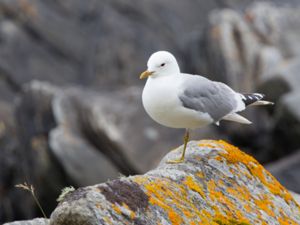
142, 75, 213, 129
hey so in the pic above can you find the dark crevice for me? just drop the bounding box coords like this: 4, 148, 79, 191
74, 99, 140, 176
233, 27, 246, 66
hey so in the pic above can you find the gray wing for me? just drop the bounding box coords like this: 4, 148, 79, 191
179, 76, 238, 122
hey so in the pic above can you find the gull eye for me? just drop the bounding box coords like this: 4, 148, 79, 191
160, 63, 165, 67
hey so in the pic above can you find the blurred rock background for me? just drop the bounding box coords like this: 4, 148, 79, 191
1, 0, 300, 223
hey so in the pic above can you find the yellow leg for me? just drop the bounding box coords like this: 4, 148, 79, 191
167, 129, 190, 164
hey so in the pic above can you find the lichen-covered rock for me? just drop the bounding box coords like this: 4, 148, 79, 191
291, 192, 300, 206
50, 140, 300, 225
3, 218, 49, 225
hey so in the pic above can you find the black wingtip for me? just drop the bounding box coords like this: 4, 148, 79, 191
241, 93, 265, 106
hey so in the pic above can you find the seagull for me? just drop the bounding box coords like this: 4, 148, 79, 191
140, 51, 273, 163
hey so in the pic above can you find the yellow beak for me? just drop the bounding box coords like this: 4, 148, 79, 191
140, 70, 154, 79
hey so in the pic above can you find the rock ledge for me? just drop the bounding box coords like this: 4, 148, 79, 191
48, 140, 300, 225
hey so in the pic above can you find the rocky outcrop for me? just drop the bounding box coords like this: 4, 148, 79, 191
267, 149, 300, 193
188, 2, 300, 93
5, 138, 300, 225
48, 140, 300, 224
3, 218, 49, 225
7, 140, 300, 224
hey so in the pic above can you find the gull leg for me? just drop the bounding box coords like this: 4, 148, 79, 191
167, 129, 190, 164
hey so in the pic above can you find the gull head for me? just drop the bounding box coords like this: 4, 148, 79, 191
140, 51, 180, 79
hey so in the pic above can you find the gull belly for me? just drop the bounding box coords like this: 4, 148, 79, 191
142, 76, 213, 129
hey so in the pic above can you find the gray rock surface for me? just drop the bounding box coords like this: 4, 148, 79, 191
189, 2, 300, 91
267, 148, 300, 193
291, 191, 300, 206
0, 0, 220, 98
49, 140, 300, 225
259, 58, 300, 104
3, 218, 49, 225
272, 91, 300, 157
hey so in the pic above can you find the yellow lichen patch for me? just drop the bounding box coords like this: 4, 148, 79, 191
278, 217, 299, 225
131, 140, 300, 224
254, 194, 275, 217
214, 211, 251, 225
211, 140, 297, 205
182, 208, 192, 218
226, 186, 251, 202
196, 171, 205, 179
183, 176, 205, 198
112, 204, 122, 215
133, 176, 209, 224
199, 209, 215, 224
168, 211, 183, 225
207, 180, 217, 193
122, 203, 136, 219
278, 218, 290, 225
243, 204, 252, 214
103, 216, 113, 225
206, 180, 251, 223
278, 209, 300, 225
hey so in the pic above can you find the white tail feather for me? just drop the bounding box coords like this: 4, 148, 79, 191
250, 100, 274, 106
222, 113, 252, 124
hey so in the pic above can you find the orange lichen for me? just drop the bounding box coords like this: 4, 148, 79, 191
183, 176, 205, 198
279, 217, 299, 225
214, 211, 251, 225
206, 179, 251, 223
254, 194, 275, 217
243, 204, 252, 213
200, 209, 218, 225
208, 140, 297, 204
133, 176, 208, 224
226, 186, 251, 202
196, 171, 205, 178
129, 140, 300, 224
112, 204, 122, 215
278, 218, 290, 225
200, 140, 300, 224
122, 203, 136, 219
168, 211, 183, 225
278, 209, 299, 225
134, 177, 185, 223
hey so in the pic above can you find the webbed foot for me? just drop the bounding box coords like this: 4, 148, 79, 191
166, 157, 184, 164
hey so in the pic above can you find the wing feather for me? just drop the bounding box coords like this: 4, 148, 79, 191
178, 76, 239, 122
